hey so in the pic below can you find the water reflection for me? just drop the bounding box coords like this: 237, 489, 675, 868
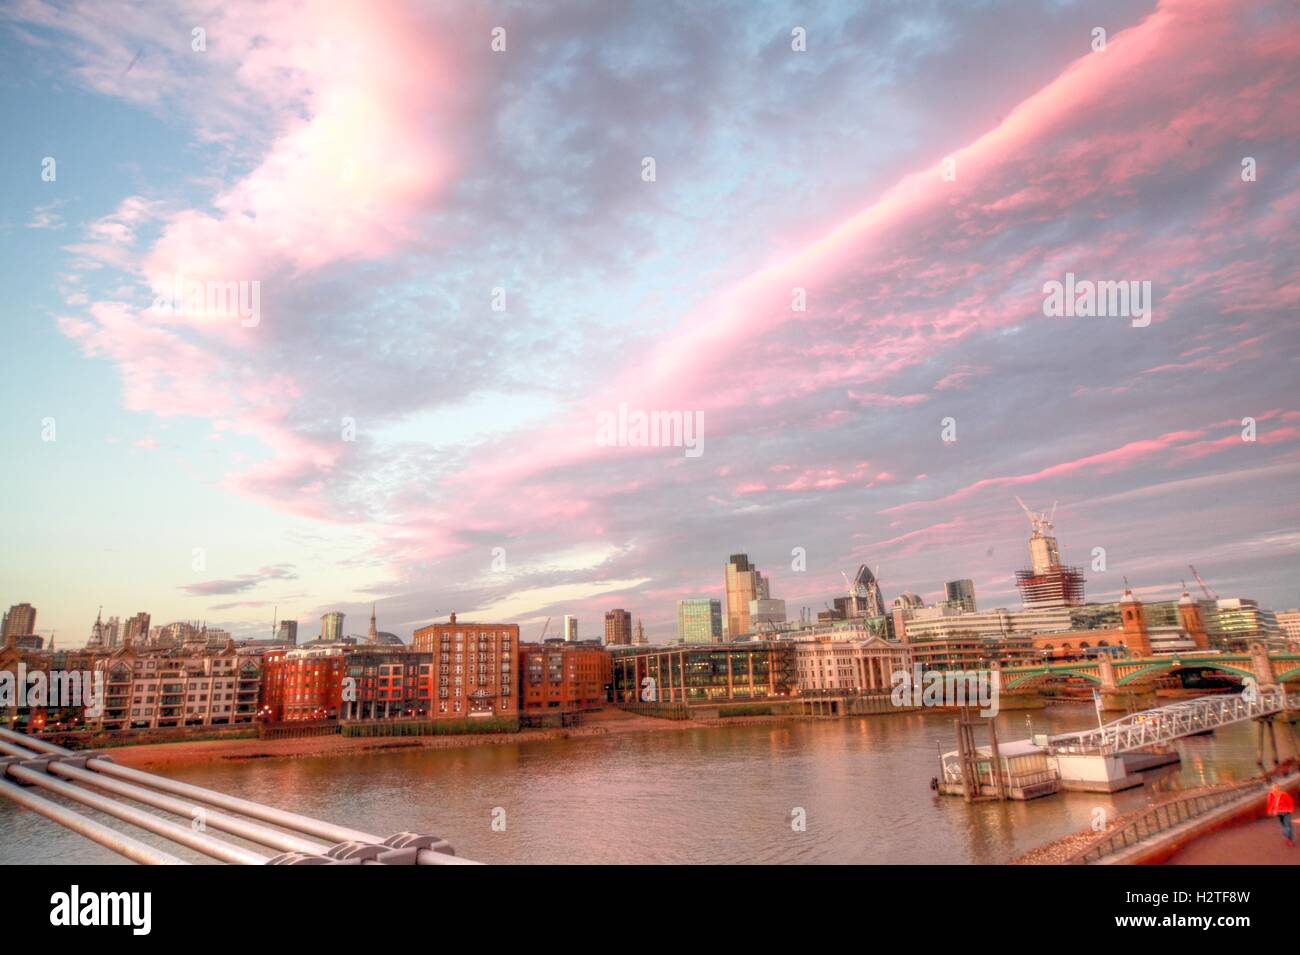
1, 704, 1293, 864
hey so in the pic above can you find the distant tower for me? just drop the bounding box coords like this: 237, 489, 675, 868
1119, 582, 1151, 656
944, 579, 976, 613
563, 615, 579, 642
851, 564, 887, 617
321, 611, 345, 642
87, 607, 105, 649
725, 554, 772, 639
123, 612, 150, 647
1178, 588, 1209, 651
1014, 499, 1085, 609
368, 604, 379, 644
604, 609, 632, 646
1, 603, 37, 639
633, 618, 648, 645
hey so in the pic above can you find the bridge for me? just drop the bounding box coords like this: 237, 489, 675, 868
996, 647, 1300, 692
0, 727, 479, 865
1048, 686, 1298, 755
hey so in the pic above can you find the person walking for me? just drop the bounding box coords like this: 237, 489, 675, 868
1266, 782, 1294, 848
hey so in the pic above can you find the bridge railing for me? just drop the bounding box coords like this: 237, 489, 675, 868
1067, 780, 1265, 864
0, 726, 480, 865
1049, 688, 1293, 755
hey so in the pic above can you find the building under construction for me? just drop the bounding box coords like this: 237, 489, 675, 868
1014, 498, 1085, 610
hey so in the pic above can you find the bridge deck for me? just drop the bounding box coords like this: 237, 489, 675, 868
1048, 688, 1295, 755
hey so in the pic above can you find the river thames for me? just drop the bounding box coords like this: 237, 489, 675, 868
2, 704, 1293, 864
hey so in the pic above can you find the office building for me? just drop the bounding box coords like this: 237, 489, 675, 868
123, 612, 151, 647
610, 641, 796, 705
677, 598, 723, 644
725, 553, 771, 639
1278, 609, 1300, 647
945, 579, 977, 613
563, 615, 579, 642
2, 603, 37, 640
1200, 597, 1282, 650
276, 619, 299, 645
749, 597, 787, 631
320, 611, 345, 641
604, 609, 632, 646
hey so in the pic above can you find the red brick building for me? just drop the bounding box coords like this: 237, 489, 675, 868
341, 648, 435, 720
519, 640, 610, 716
412, 614, 518, 720
260, 646, 346, 721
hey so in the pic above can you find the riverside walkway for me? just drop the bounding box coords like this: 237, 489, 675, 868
1165, 813, 1300, 864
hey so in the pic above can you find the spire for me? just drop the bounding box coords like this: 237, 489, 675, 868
88, 606, 105, 648
368, 603, 379, 644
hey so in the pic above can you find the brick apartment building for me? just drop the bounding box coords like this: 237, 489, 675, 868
260, 645, 347, 722
412, 614, 518, 719
518, 640, 611, 717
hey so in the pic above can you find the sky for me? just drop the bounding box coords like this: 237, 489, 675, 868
0, 0, 1297, 648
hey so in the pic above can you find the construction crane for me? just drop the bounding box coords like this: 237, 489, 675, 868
1015, 496, 1058, 534
1188, 565, 1218, 601
537, 616, 551, 641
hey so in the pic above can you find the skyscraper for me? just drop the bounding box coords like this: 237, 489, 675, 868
604, 609, 632, 646
725, 553, 770, 640
321, 611, 345, 641
123, 612, 151, 647
563, 615, 579, 642
1013, 500, 1085, 609
2, 603, 36, 639
848, 564, 887, 618
944, 579, 976, 613
677, 598, 723, 644
277, 619, 299, 645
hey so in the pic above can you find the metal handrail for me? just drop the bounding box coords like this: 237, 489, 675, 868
1068, 780, 1265, 864
1049, 688, 1294, 755
0, 726, 480, 865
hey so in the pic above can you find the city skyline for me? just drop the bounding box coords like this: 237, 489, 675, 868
2, 0, 1298, 646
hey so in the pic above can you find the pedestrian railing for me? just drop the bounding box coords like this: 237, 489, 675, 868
0, 726, 480, 865
1068, 780, 1265, 864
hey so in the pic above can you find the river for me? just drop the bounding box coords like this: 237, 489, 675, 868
2, 704, 1293, 864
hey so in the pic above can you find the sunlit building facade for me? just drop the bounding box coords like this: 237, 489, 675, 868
677, 598, 723, 644
412, 614, 518, 719
610, 642, 795, 705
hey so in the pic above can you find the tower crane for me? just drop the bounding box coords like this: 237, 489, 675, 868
1188, 565, 1218, 601
1015, 496, 1058, 534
